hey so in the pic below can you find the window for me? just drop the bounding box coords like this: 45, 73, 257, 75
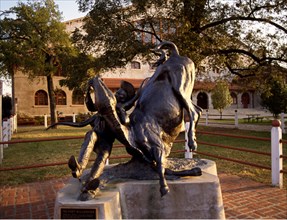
230, 92, 237, 104
72, 89, 84, 105
131, 61, 141, 69
197, 92, 208, 109
56, 90, 67, 105
133, 19, 178, 45
35, 90, 48, 105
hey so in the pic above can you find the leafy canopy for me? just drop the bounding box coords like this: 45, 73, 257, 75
73, 0, 286, 87
0, 0, 74, 78
0, 0, 77, 124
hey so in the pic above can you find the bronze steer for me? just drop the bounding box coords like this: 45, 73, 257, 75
92, 41, 202, 197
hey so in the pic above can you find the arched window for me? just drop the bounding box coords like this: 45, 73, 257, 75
241, 92, 250, 108
131, 61, 141, 69
35, 90, 48, 105
72, 89, 84, 105
230, 92, 237, 104
56, 90, 67, 105
197, 92, 208, 109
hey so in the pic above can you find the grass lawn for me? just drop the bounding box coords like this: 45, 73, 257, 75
0, 125, 286, 189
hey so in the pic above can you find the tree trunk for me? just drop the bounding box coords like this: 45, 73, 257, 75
11, 72, 15, 115
8, 65, 16, 115
47, 74, 57, 126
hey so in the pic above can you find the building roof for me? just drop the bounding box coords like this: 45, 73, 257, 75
102, 77, 253, 91
102, 78, 144, 89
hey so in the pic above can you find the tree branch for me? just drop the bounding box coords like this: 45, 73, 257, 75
219, 48, 287, 65
149, 21, 162, 43
247, 1, 283, 17
225, 62, 256, 78
218, 48, 261, 63
124, 19, 160, 42
197, 16, 287, 34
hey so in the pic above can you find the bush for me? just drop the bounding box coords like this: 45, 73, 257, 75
76, 112, 93, 123
17, 112, 36, 125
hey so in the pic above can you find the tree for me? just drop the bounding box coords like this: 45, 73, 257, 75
211, 81, 233, 119
72, 0, 286, 88
260, 76, 287, 117
59, 51, 96, 90
0, 0, 75, 125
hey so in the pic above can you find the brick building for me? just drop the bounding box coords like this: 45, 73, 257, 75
14, 17, 261, 118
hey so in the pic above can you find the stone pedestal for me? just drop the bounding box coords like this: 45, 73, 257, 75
54, 159, 225, 219
54, 178, 121, 219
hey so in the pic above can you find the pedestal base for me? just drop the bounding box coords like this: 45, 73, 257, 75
54, 159, 225, 219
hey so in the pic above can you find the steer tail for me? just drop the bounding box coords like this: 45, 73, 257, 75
46, 114, 98, 130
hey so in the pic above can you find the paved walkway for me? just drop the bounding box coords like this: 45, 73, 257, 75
0, 173, 286, 219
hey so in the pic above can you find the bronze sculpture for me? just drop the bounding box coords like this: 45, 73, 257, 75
49, 41, 202, 201
47, 80, 136, 199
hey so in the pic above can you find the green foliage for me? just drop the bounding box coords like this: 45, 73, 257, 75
59, 51, 96, 90
0, 0, 73, 77
72, 0, 286, 87
260, 76, 287, 116
0, 0, 76, 124
211, 81, 232, 118
75, 112, 93, 122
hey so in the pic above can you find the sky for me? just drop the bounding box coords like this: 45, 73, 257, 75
0, 0, 87, 95
0, 0, 87, 21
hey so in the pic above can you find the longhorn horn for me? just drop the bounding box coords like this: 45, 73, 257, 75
154, 41, 179, 56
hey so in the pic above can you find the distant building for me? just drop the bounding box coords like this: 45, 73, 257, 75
14, 17, 261, 117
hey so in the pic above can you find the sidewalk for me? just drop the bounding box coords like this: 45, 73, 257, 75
0, 173, 286, 219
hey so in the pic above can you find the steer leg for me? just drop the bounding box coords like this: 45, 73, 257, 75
178, 97, 200, 151
153, 147, 169, 197
189, 104, 198, 150
165, 167, 202, 176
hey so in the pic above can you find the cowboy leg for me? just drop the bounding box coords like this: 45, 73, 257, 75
78, 143, 112, 201
68, 130, 98, 179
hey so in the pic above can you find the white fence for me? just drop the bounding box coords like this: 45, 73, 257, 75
0, 116, 17, 164
44, 113, 77, 128
185, 120, 285, 189
203, 110, 286, 134
0, 114, 285, 187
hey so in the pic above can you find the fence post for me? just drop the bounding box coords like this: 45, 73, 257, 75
14, 114, 18, 133
73, 113, 76, 123
7, 118, 12, 141
281, 113, 286, 134
205, 109, 209, 126
235, 110, 238, 128
185, 122, 193, 158
271, 120, 283, 189
3, 121, 8, 148
11, 117, 14, 135
44, 114, 48, 128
